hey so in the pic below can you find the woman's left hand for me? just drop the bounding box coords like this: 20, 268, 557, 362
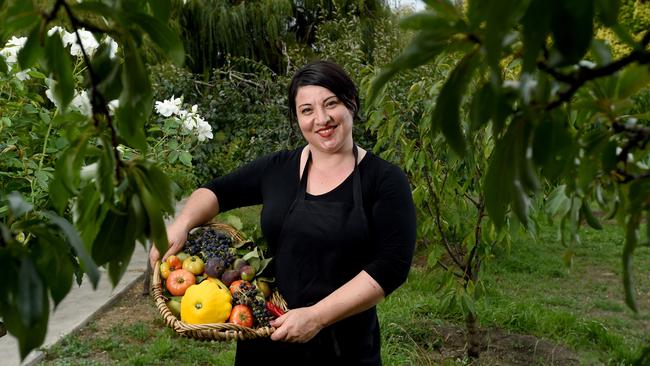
269, 307, 324, 343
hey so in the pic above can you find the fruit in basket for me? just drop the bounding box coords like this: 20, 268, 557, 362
266, 301, 285, 318
229, 304, 254, 327
182, 256, 205, 275
166, 269, 196, 296
166, 255, 183, 271
181, 280, 232, 324
255, 279, 272, 298
205, 257, 226, 278
208, 277, 230, 292
221, 269, 240, 286
240, 265, 256, 281
233, 258, 248, 271
185, 227, 236, 266
160, 262, 171, 280
167, 297, 182, 318
176, 251, 190, 262
230, 280, 253, 296
231, 280, 272, 327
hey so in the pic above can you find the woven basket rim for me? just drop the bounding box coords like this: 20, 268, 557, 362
151, 222, 288, 341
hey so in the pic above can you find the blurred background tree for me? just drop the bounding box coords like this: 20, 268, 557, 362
368, 0, 650, 358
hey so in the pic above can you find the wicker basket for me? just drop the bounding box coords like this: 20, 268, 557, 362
151, 222, 288, 341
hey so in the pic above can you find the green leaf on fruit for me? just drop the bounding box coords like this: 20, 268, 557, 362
196, 274, 208, 284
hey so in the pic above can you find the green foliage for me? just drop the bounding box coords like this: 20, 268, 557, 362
0, 192, 100, 359
0, 0, 185, 358
369, 0, 650, 319
175, 0, 293, 73
619, 0, 650, 34
173, 0, 390, 73
149, 61, 299, 183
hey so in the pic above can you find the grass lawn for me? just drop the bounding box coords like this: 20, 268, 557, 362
38, 207, 650, 365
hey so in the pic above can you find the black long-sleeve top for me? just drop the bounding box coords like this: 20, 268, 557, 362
202, 146, 416, 296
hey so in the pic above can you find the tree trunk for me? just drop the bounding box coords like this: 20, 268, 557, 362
466, 311, 481, 358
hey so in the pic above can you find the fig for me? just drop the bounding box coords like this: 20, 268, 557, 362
233, 258, 249, 271
221, 269, 240, 286
204, 257, 226, 278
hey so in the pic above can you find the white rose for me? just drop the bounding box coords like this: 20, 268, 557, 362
196, 120, 213, 142
154, 96, 183, 117
68, 28, 100, 57
71, 90, 92, 117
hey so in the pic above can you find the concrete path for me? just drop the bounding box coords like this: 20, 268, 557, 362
0, 243, 150, 366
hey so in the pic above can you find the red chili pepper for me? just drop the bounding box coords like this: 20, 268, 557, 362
266, 301, 285, 317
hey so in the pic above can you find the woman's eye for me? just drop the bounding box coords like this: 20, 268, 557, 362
300, 108, 312, 114
326, 100, 338, 108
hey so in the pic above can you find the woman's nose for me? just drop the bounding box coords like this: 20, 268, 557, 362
315, 107, 330, 125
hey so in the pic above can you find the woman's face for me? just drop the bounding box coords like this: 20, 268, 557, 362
295, 85, 354, 154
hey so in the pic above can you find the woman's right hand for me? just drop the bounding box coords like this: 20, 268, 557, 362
148, 187, 220, 268
149, 221, 189, 267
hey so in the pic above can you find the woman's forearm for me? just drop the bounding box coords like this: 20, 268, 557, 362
174, 188, 220, 231
269, 270, 384, 342
311, 270, 385, 328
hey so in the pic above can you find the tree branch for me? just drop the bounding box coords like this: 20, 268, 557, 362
42, 1, 63, 23
541, 32, 650, 110
437, 260, 464, 278
426, 169, 465, 269
59, 0, 124, 181
463, 192, 480, 208
464, 199, 485, 284
421, 144, 465, 268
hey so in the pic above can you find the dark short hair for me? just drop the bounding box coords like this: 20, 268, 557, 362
288, 60, 360, 121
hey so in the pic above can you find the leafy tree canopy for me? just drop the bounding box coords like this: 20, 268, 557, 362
369, 0, 650, 315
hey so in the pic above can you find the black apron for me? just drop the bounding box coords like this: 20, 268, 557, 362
235, 145, 381, 366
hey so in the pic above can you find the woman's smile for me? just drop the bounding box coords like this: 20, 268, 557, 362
316, 124, 338, 138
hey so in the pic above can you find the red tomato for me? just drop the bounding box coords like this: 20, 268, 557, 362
229, 280, 253, 296
166, 255, 183, 271
166, 269, 196, 296
229, 304, 253, 327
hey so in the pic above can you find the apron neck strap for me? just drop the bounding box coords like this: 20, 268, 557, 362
298, 145, 363, 207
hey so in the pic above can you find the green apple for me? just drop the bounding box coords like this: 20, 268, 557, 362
167, 297, 182, 318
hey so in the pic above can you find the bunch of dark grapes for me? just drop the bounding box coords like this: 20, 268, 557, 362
201, 241, 235, 267
184, 227, 236, 266
184, 229, 204, 256
251, 298, 272, 328
232, 283, 272, 327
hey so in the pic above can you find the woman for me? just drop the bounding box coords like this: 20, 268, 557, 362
150, 60, 416, 365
